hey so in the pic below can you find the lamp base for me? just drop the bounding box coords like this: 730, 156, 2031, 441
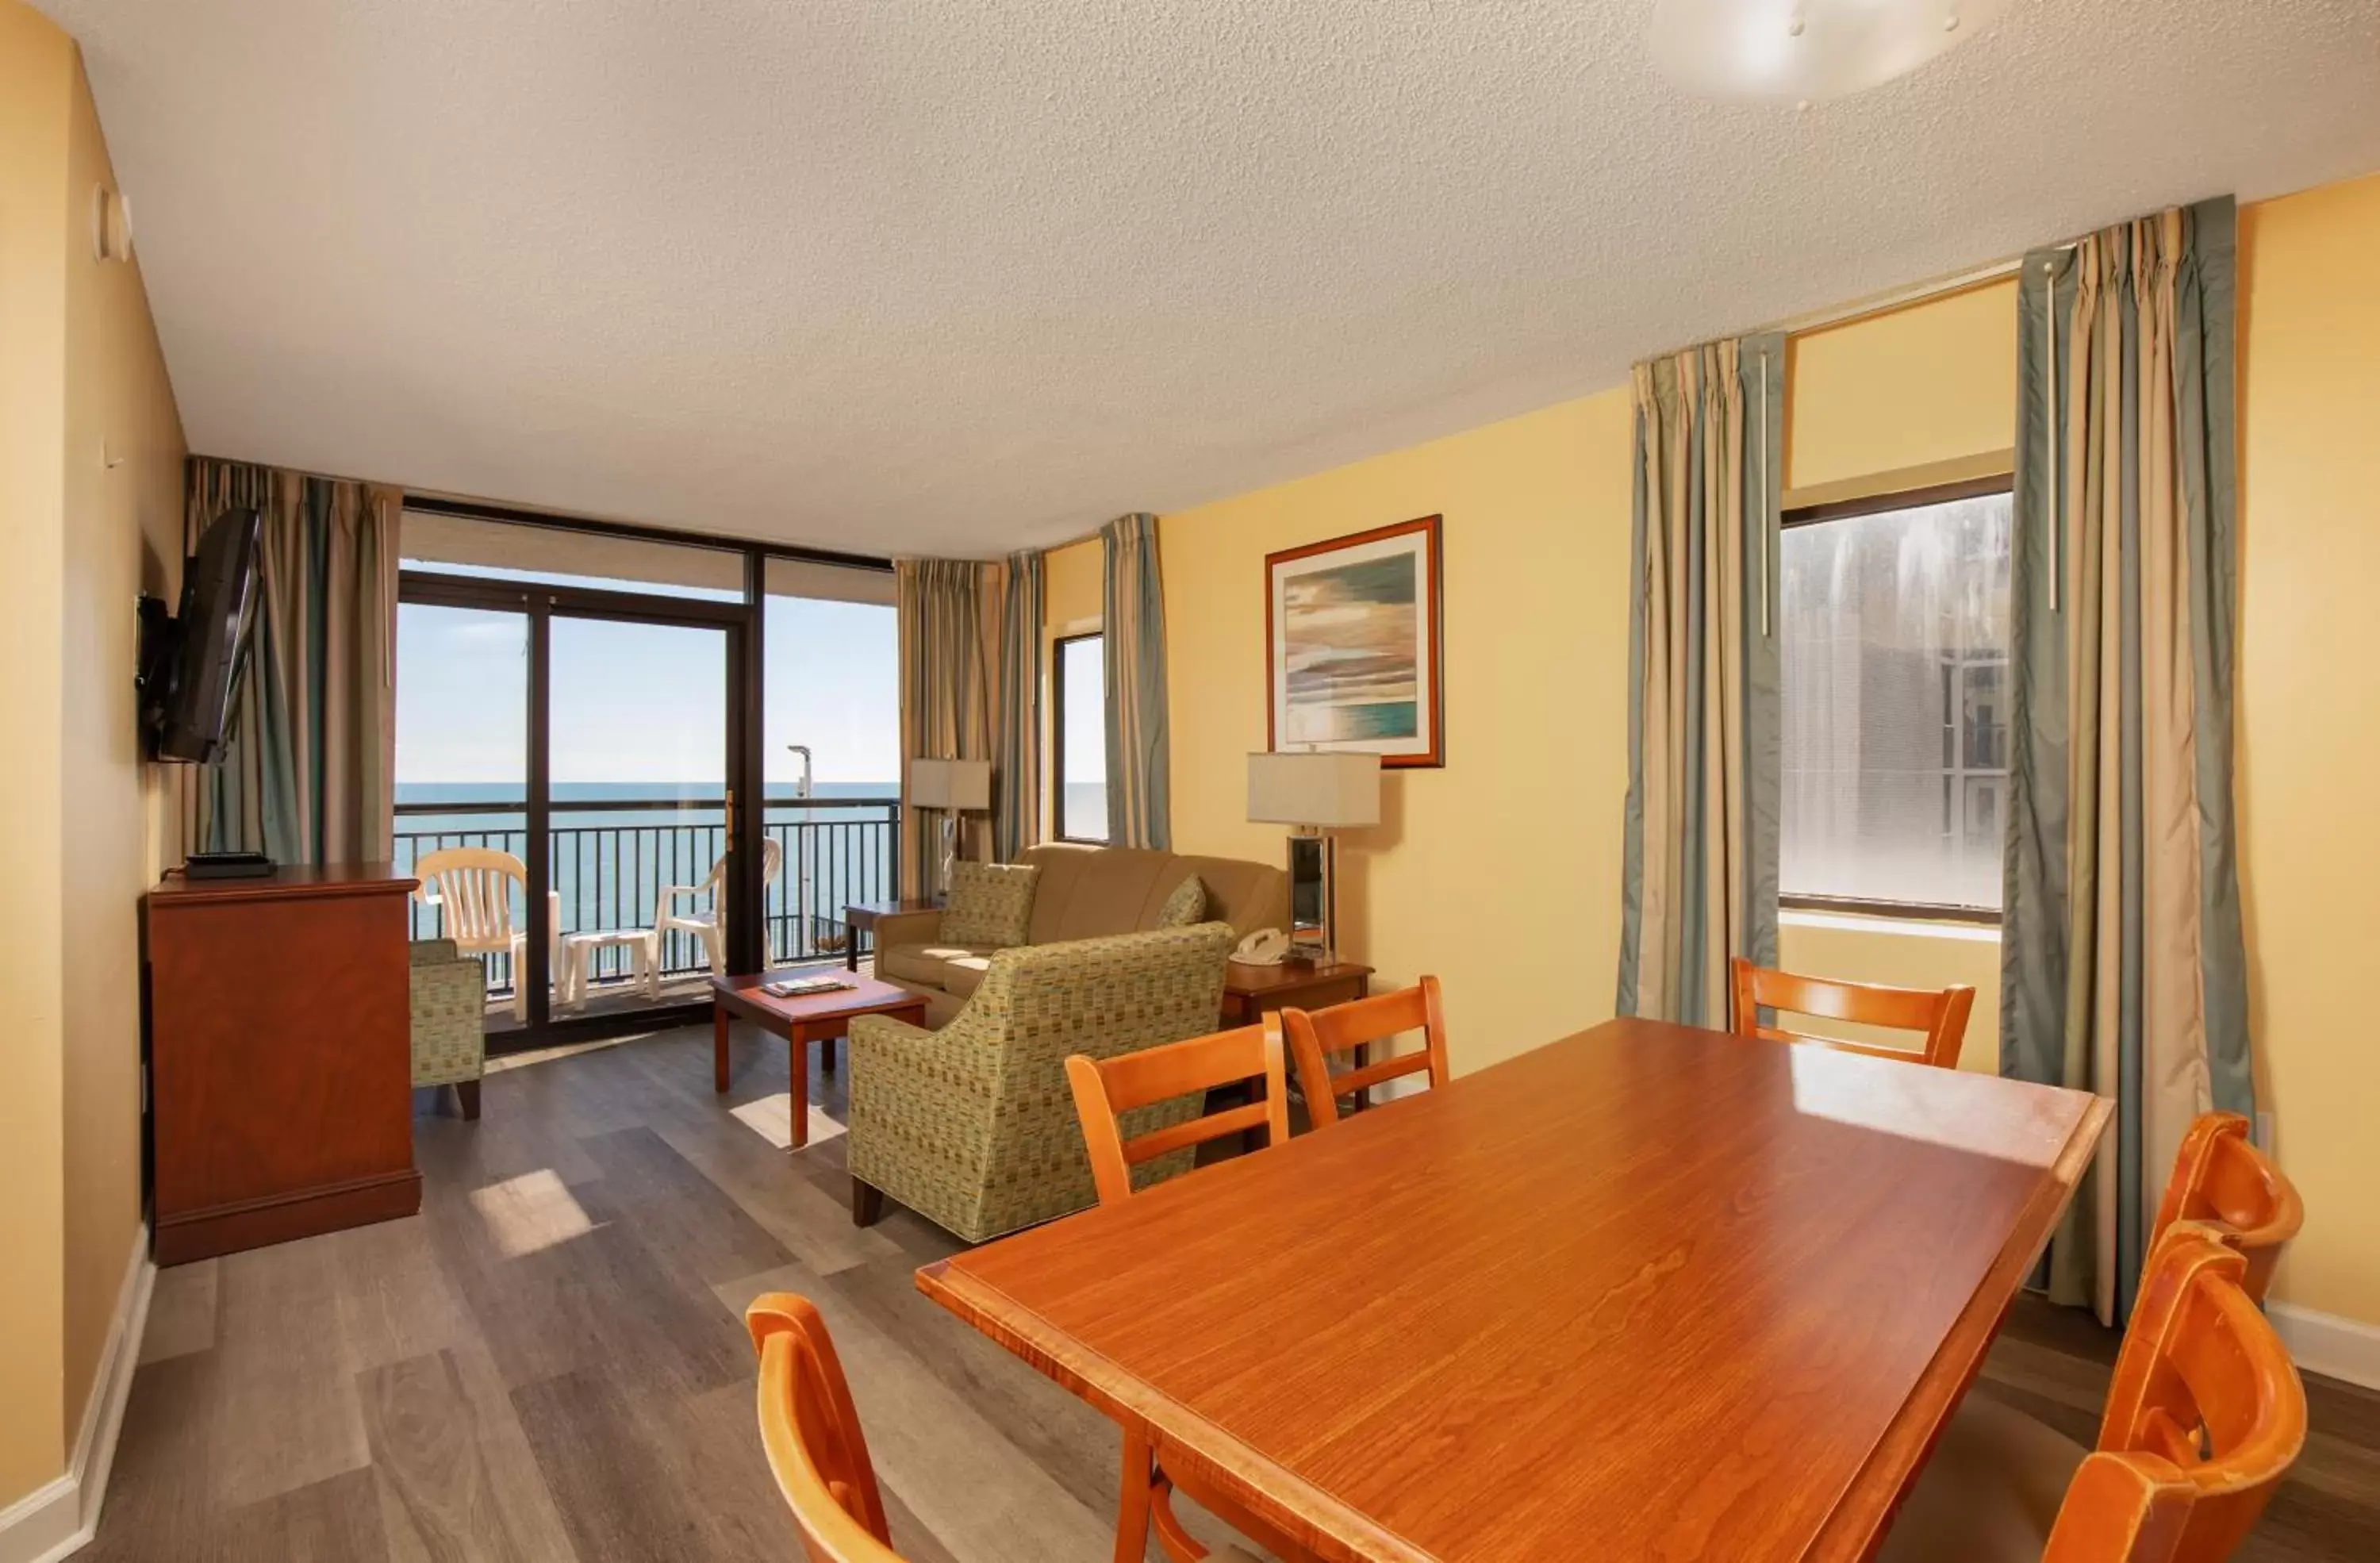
1286, 828, 1340, 964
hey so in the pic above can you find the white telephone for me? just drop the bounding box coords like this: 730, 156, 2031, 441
1232, 927, 1291, 966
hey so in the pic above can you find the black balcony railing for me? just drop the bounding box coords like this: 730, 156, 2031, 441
394, 796, 902, 1006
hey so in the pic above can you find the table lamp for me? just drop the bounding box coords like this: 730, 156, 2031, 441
908, 757, 992, 895
1246, 751, 1380, 964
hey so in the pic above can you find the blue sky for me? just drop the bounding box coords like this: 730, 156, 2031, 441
396, 592, 899, 789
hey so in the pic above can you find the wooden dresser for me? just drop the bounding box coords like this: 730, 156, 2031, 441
143, 862, 423, 1264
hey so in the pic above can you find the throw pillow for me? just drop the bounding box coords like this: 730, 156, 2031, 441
941, 861, 1040, 947
1155, 874, 1207, 928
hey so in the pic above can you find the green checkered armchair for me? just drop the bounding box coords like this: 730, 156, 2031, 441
846, 922, 1235, 1243
409, 939, 486, 1117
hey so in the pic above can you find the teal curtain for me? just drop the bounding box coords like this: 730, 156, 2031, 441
1615, 334, 1783, 1027
185, 457, 398, 866
1101, 513, 1171, 850
2002, 196, 2252, 1325
996, 550, 1044, 862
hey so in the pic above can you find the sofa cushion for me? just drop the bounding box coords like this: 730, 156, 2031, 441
877, 942, 996, 989
942, 861, 1039, 946
1017, 842, 1291, 943
1145, 854, 1289, 939
1155, 874, 1207, 927
1022, 844, 1169, 943
939, 953, 995, 998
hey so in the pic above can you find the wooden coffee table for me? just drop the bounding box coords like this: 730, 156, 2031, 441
711, 970, 927, 1148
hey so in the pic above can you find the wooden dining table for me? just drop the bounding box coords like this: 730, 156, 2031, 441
916, 1016, 2110, 1563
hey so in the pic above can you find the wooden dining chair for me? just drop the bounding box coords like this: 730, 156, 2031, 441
1063, 1025, 1292, 1563
2150, 1112, 2302, 1304
1280, 976, 1451, 1127
1065, 1020, 1292, 1208
745, 1292, 902, 1563
1728, 955, 1974, 1069
1881, 1227, 2307, 1563
2040, 1451, 2196, 1563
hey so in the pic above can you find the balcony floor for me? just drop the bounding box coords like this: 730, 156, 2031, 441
481, 958, 870, 1035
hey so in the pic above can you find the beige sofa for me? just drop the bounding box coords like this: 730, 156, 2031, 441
873, 842, 1288, 1026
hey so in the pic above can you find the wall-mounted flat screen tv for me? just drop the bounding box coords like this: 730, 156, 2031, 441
138, 506, 263, 764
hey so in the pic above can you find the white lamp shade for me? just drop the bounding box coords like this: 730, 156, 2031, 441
1247, 751, 1380, 828
908, 757, 990, 811
943, 759, 991, 811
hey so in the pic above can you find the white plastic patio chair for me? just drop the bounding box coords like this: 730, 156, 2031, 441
655, 837, 782, 977
412, 847, 562, 1023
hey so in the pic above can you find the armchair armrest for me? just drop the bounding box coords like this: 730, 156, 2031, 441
871, 908, 946, 948
847, 1010, 1000, 1159
849, 1012, 982, 1084
411, 956, 486, 1006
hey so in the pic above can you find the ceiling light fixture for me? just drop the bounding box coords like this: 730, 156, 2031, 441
1650, 0, 2014, 104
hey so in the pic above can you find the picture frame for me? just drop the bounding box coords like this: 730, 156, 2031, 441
1265, 515, 1444, 769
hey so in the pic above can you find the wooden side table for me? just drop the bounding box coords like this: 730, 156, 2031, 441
841, 897, 942, 970
1220, 958, 1373, 1027
1216, 958, 1375, 1144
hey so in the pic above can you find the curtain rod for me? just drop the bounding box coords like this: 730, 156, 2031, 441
1767, 241, 2079, 340
190, 452, 892, 573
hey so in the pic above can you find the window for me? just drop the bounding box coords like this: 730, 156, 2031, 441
1779, 482, 2012, 916
1053, 632, 1108, 842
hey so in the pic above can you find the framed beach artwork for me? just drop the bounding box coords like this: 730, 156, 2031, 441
1265, 515, 1444, 768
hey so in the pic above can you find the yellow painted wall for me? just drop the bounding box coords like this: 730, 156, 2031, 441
2236, 172, 2380, 1323
0, 0, 186, 1507
1785, 278, 2018, 497
1137, 172, 2380, 1327
1045, 536, 1102, 630
60, 33, 187, 1451
0, 0, 78, 1503
1160, 390, 1638, 1070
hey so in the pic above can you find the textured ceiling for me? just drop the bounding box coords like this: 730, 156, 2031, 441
40, 0, 2380, 556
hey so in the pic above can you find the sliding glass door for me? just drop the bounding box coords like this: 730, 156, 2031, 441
394, 508, 898, 1049
547, 613, 732, 1022
394, 602, 533, 1015
397, 575, 748, 1046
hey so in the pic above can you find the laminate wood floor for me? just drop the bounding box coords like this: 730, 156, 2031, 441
89, 1023, 2380, 1561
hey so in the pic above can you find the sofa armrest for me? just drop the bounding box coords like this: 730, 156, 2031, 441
870, 909, 945, 950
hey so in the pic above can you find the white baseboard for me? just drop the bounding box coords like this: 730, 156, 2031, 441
0, 1226, 154, 1563
2270, 1300, 2380, 1392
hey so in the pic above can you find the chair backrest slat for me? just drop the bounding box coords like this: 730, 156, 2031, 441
747, 1294, 903, 1563
1728, 956, 1973, 1070
2150, 1113, 2302, 1304
1281, 976, 1451, 1127
1066, 1021, 1290, 1207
